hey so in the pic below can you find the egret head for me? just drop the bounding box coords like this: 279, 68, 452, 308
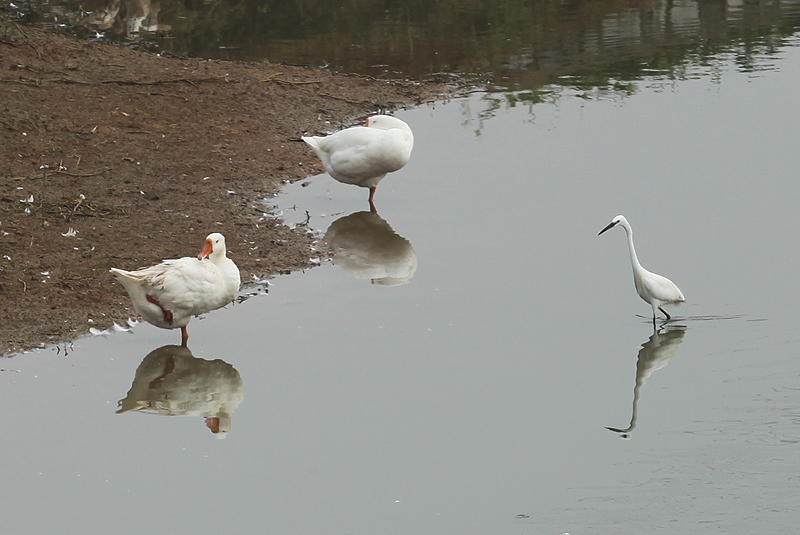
599, 215, 627, 236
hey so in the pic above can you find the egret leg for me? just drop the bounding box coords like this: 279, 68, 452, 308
368, 186, 377, 205
658, 307, 671, 321
180, 326, 189, 347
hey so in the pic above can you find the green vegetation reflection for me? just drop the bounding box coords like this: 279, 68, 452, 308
5, 0, 800, 94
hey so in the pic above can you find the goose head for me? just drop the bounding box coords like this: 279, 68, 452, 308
198, 233, 227, 260
365, 115, 411, 133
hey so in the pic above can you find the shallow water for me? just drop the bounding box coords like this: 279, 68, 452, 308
9, 0, 800, 88
5, 4, 800, 535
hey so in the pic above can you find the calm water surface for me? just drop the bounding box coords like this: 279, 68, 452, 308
7, 0, 800, 88
4, 3, 800, 534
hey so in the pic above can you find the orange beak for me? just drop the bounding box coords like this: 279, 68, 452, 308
205, 417, 220, 434
198, 238, 213, 260
365, 117, 370, 126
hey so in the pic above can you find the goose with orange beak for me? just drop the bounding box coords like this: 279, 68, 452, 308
302, 115, 414, 210
110, 233, 241, 346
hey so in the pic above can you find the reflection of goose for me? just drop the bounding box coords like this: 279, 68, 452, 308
117, 345, 244, 438
598, 215, 685, 326
110, 233, 240, 346
73, 0, 161, 33
321, 211, 417, 286
607, 326, 687, 438
78, 0, 120, 29
302, 115, 414, 209
124, 0, 160, 34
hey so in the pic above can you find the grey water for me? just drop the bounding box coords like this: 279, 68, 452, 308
5, 1, 800, 534
9, 0, 800, 88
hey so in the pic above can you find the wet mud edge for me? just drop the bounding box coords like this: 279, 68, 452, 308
0, 21, 459, 356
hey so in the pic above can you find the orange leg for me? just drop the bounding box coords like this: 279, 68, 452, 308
148, 356, 176, 389
205, 417, 220, 435
368, 186, 377, 213
146, 294, 174, 325
180, 326, 189, 347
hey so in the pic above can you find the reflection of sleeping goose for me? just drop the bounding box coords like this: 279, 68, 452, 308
109, 233, 240, 346
302, 115, 414, 208
321, 210, 417, 286
607, 326, 686, 438
117, 345, 244, 438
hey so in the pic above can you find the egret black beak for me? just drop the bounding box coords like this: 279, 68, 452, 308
598, 221, 617, 236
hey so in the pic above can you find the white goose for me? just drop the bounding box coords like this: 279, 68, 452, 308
302, 115, 414, 209
109, 233, 241, 345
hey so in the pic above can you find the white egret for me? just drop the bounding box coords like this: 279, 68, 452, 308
302, 115, 414, 210
110, 233, 241, 346
598, 215, 685, 325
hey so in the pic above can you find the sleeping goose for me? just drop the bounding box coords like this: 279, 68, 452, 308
109, 233, 240, 345
302, 115, 414, 209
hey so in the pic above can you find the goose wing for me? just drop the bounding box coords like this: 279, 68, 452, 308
133, 258, 225, 313
312, 127, 409, 182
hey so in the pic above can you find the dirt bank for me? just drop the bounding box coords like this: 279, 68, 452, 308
0, 20, 456, 356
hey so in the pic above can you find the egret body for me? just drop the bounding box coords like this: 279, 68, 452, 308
598, 215, 685, 325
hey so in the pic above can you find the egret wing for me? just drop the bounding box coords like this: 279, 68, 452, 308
642, 272, 685, 304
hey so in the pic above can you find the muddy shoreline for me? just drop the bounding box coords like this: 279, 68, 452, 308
0, 21, 458, 356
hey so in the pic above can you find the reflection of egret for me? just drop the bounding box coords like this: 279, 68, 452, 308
321, 210, 417, 286
117, 345, 244, 438
302, 115, 414, 210
598, 215, 685, 326
607, 326, 687, 438
110, 233, 240, 346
